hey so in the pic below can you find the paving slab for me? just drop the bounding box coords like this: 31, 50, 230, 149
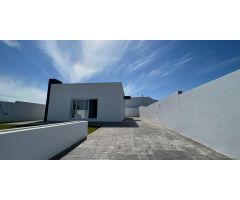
61, 118, 230, 160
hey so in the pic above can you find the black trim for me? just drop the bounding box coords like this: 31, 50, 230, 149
124, 96, 131, 99
44, 79, 62, 121
178, 91, 183, 95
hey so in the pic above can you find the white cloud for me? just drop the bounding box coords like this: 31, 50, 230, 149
146, 63, 170, 79
145, 54, 196, 80
175, 53, 195, 67
2, 40, 21, 49
40, 40, 131, 82
124, 82, 148, 96
127, 56, 153, 73
0, 74, 46, 104
39, 41, 180, 82
125, 41, 180, 74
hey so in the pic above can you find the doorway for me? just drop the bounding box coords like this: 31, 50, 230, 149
71, 99, 98, 120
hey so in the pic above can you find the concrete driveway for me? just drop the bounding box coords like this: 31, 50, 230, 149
60, 118, 229, 160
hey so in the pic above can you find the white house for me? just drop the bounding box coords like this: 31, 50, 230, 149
45, 79, 125, 122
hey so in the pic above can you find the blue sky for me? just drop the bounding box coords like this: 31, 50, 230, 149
0, 40, 240, 104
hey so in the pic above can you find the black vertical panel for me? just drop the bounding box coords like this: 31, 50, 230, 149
44, 79, 62, 121
71, 100, 76, 118
88, 99, 98, 118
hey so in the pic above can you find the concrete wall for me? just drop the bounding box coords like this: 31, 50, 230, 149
47, 82, 125, 122
125, 97, 156, 117
0, 101, 45, 123
140, 92, 181, 130
140, 69, 240, 159
125, 108, 139, 117
0, 121, 87, 160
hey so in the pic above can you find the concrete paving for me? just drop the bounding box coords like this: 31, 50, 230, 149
61, 118, 230, 160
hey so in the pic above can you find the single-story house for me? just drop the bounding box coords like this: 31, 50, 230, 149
44, 79, 156, 122
44, 79, 125, 122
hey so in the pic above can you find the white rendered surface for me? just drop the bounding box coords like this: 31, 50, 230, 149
140, 69, 240, 159
125, 97, 156, 117
0, 121, 87, 160
47, 82, 125, 122
0, 101, 45, 123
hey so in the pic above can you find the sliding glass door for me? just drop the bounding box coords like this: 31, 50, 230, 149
71, 99, 98, 120
71, 100, 89, 119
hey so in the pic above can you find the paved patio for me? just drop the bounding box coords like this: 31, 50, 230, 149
60, 118, 230, 160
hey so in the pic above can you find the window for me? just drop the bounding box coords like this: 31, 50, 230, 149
71, 99, 98, 119
71, 99, 88, 119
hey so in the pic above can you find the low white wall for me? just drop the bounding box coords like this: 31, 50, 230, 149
125, 108, 139, 117
140, 69, 240, 159
0, 101, 45, 123
0, 121, 87, 160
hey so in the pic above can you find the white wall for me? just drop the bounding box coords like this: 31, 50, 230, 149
0, 121, 87, 160
125, 108, 139, 117
0, 101, 45, 123
125, 97, 156, 117
140, 92, 181, 130
47, 83, 125, 122
140, 69, 240, 159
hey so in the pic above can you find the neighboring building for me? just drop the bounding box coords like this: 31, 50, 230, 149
45, 79, 125, 122
124, 97, 156, 117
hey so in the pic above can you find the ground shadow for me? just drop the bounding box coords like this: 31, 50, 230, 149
50, 137, 87, 160
88, 118, 139, 128
14, 118, 139, 128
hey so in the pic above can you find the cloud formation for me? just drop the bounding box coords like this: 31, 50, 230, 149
124, 82, 149, 96
40, 40, 131, 82
0, 74, 46, 104
2, 40, 21, 49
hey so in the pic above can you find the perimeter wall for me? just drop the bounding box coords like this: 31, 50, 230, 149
140, 70, 240, 159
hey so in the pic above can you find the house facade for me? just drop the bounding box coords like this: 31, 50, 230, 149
45, 79, 125, 122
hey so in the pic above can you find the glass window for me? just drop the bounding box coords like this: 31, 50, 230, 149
77, 100, 88, 110
71, 100, 89, 119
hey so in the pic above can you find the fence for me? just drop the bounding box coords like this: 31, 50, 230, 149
0, 101, 45, 123
140, 69, 240, 159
